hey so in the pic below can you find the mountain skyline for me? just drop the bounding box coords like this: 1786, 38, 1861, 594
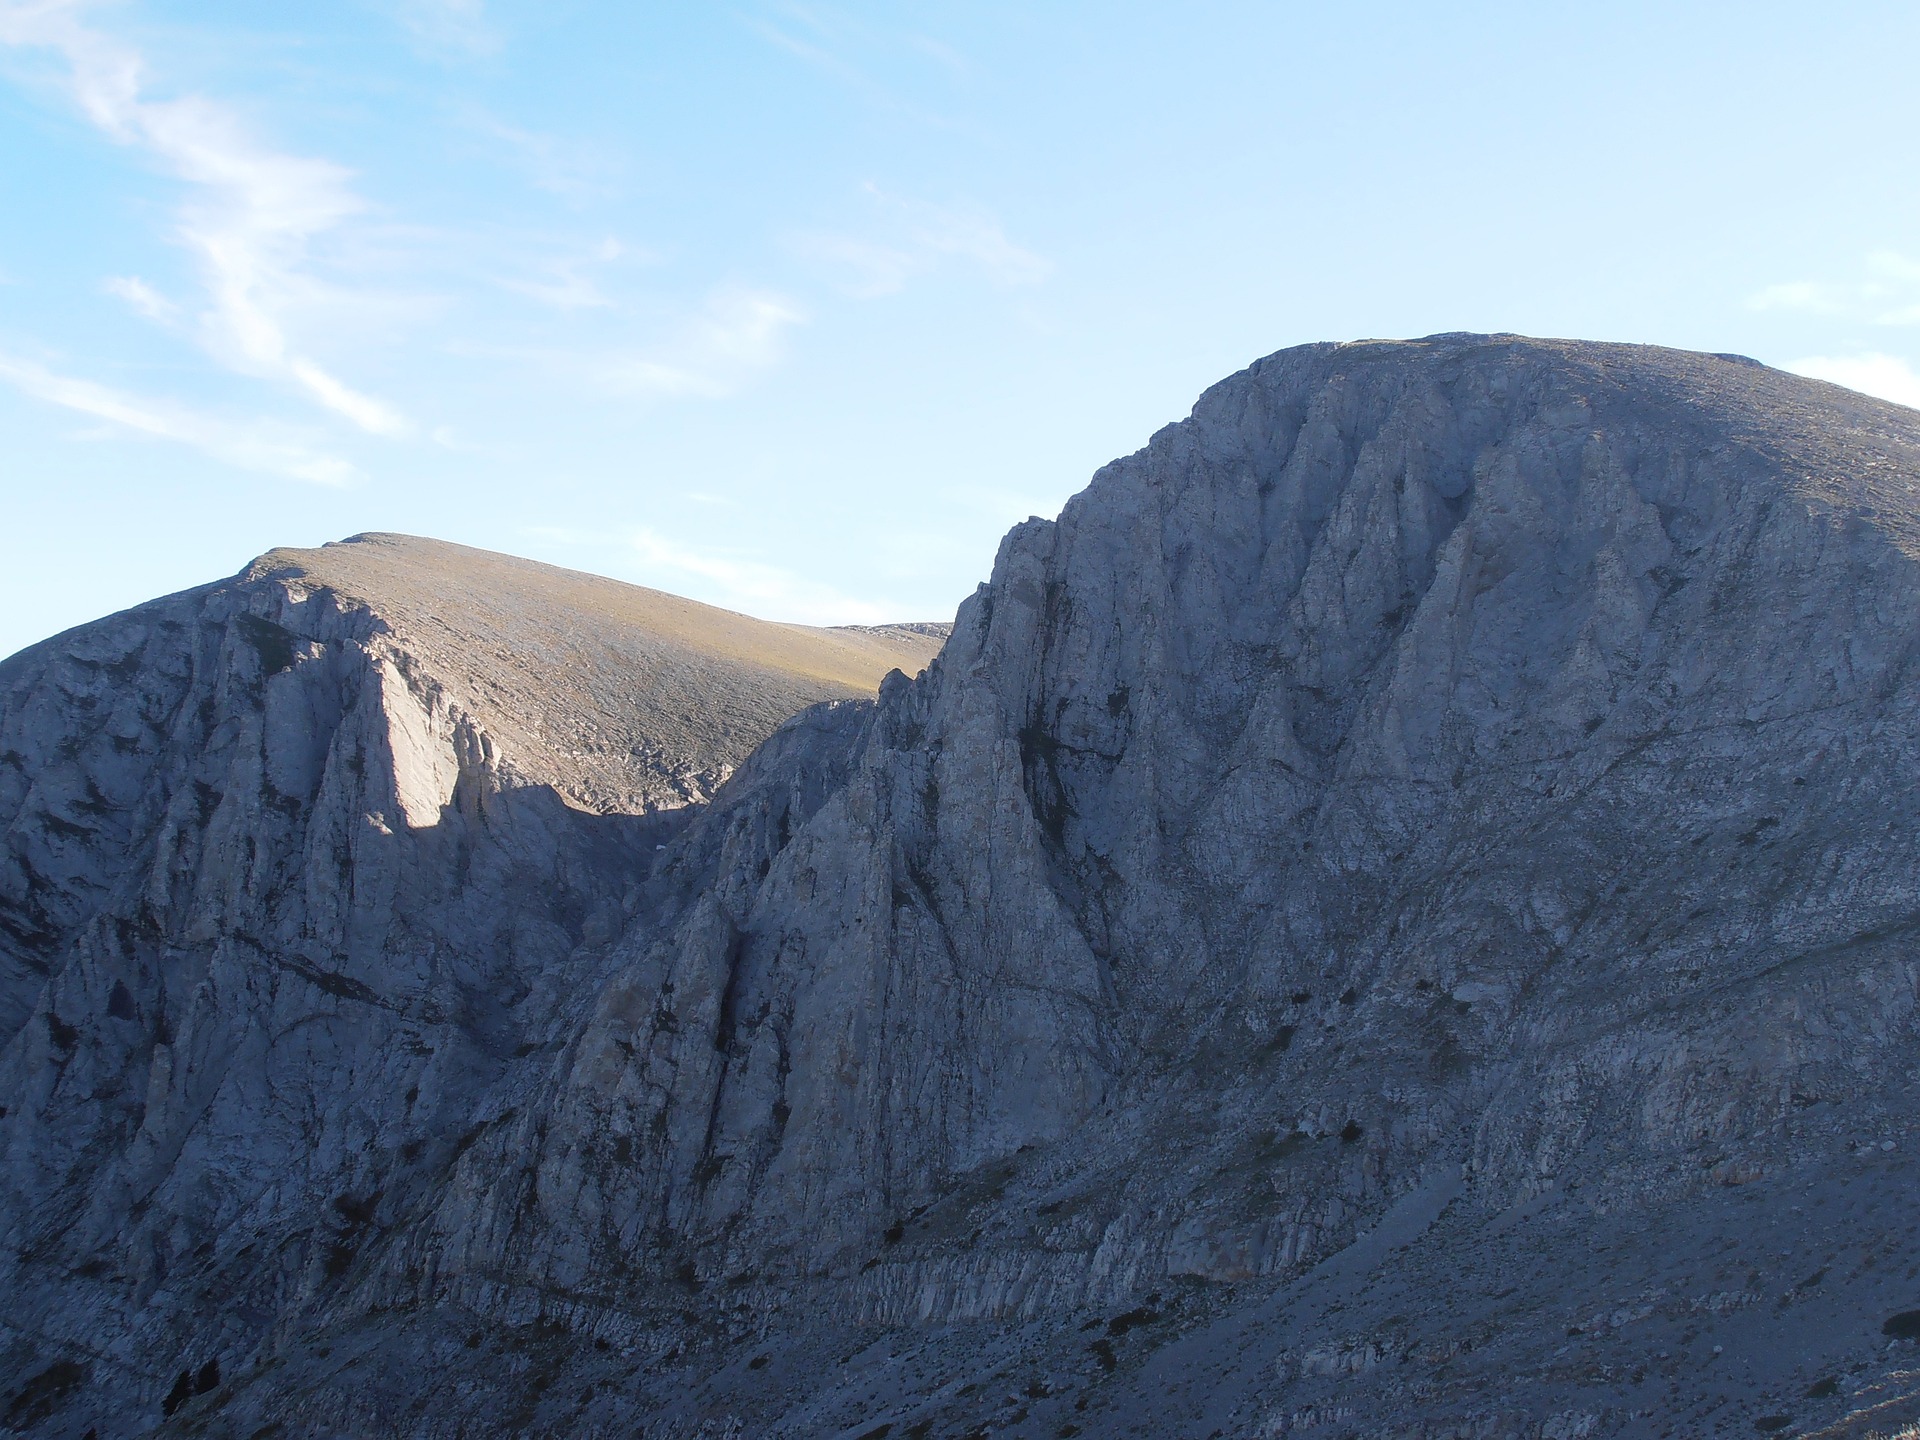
8, 335, 1920, 1435
5, 3, 1920, 661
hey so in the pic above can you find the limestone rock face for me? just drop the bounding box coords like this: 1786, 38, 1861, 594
9, 337, 1920, 1438
0, 536, 938, 1434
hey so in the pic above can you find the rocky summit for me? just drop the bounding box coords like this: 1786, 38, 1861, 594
4, 335, 1920, 1439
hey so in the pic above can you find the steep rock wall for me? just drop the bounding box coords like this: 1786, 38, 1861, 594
0, 567, 695, 1426
9, 336, 1920, 1436
449, 337, 1920, 1321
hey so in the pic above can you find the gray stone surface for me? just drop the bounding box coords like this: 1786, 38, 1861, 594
7, 335, 1920, 1437
0, 535, 938, 1435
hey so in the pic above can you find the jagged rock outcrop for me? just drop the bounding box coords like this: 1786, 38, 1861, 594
0, 535, 940, 1435
0, 532, 943, 1036
8, 337, 1920, 1438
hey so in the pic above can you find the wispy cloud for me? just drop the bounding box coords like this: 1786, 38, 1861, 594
902, 33, 969, 79
462, 110, 621, 200
390, 0, 500, 59
741, 4, 968, 128
1785, 353, 1920, 410
597, 286, 805, 398
628, 527, 890, 625
102, 274, 179, 323
0, 350, 357, 484
503, 237, 628, 311
1747, 251, 1920, 326
796, 185, 1050, 298
455, 285, 804, 399
1747, 280, 1844, 315
0, 1, 411, 436
742, 11, 862, 88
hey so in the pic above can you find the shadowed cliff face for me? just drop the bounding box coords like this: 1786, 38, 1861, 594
0, 535, 945, 1042
0, 538, 938, 1435
495, 335, 1920, 1283
9, 336, 1920, 1437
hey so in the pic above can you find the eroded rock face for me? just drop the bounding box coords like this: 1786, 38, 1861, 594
9, 336, 1920, 1437
0, 537, 938, 1435
504, 334, 1920, 1285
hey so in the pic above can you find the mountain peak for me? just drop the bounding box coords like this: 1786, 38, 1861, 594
6, 339, 1920, 1435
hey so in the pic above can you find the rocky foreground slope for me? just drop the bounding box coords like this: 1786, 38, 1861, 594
7, 336, 1920, 1438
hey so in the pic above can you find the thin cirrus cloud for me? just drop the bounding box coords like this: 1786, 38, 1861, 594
796, 186, 1051, 299
0, 0, 411, 439
741, 9, 865, 91
596, 287, 806, 399
456, 287, 805, 400
503, 237, 628, 311
1750, 252, 1920, 409
1746, 280, 1846, 316
390, 0, 500, 59
741, 4, 966, 128
0, 350, 358, 485
102, 274, 179, 324
1747, 251, 1920, 326
461, 110, 622, 200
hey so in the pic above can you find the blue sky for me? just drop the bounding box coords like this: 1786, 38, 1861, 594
3, 2, 1919, 659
